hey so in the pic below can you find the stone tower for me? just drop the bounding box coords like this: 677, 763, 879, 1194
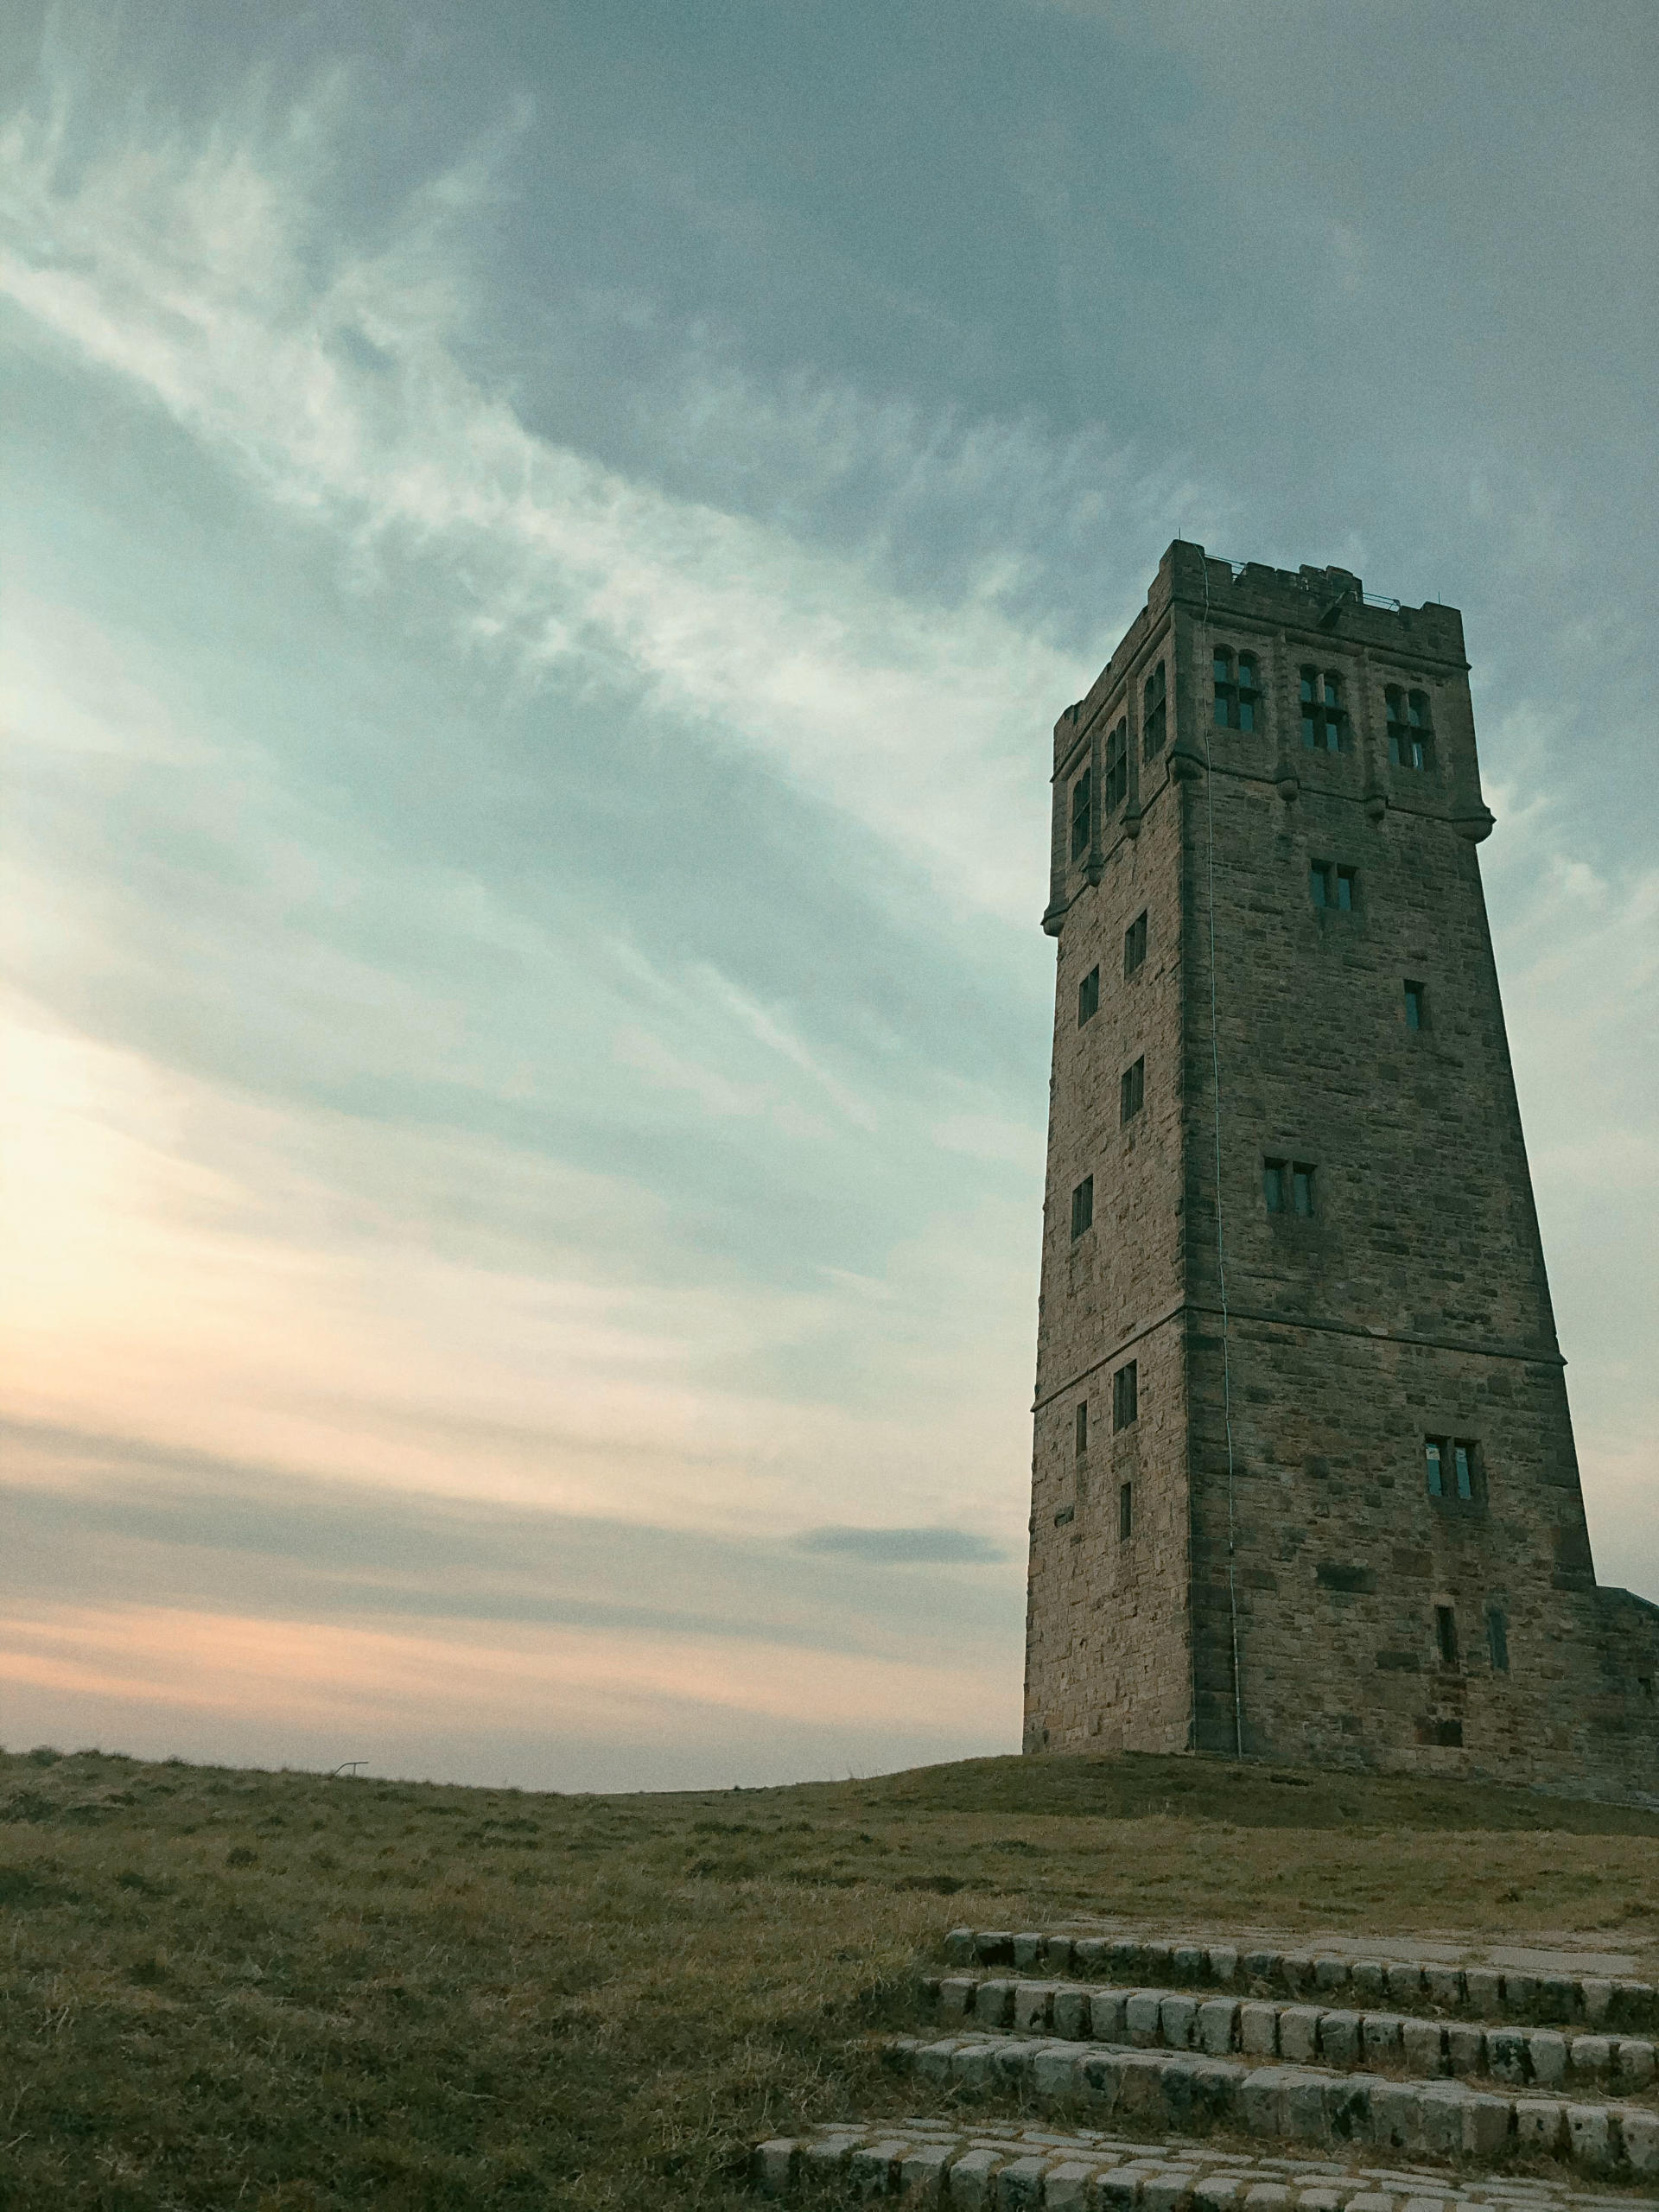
1023, 540, 1659, 1796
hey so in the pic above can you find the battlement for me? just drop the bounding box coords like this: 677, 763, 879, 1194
1054, 540, 1466, 764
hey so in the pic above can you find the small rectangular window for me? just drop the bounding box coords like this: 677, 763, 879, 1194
1435, 1605, 1459, 1669
1119, 1481, 1134, 1541
1071, 1176, 1093, 1240
1077, 965, 1100, 1026
1070, 768, 1092, 861
1292, 1163, 1315, 1217
1263, 1158, 1286, 1212
1310, 861, 1356, 910
1487, 1606, 1510, 1674
1112, 1359, 1138, 1432
1075, 1402, 1089, 1459
1123, 911, 1147, 976
1425, 1437, 1445, 1497
1120, 1056, 1145, 1123
1404, 980, 1425, 1030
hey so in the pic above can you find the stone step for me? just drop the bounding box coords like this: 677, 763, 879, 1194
884, 2034, 1658, 2183
755, 2118, 1649, 2210
921, 1977, 1657, 2101
942, 1935, 1656, 2036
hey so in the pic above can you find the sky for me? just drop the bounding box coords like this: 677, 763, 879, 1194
1, 0, 1656, 1793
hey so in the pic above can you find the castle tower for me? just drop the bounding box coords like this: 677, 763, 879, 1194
1024, 541, 1659, 1795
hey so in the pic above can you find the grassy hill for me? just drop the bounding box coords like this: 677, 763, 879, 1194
2, 1743, 1656, 2209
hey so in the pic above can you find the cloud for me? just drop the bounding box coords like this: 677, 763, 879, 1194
795, 1525, 1009, 1565
0, 77, 1128, 926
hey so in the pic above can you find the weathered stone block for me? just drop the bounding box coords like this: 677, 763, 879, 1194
1033, 2045, 1084, 2099
994, 2154, 1049, 2209
1052, 1986, 1091, 2040
1198, 1997, 1239, 2056
1622, 2106, 1659, 2177
1316, 2011, 1360, 2069
1238, 2002, 1278, 2056
1350, 1960, 1385, 2002
1044, 1938, 1076, 1976
1312, 1957, 1348, 1994
1581, 1975, 1612, 2024
1367, 2080, 1423, 2152
1568, 2031, 1612, 2082
1565, 2101, 1612, 2171
1486, 2029, 1529, 2085
1401, 2018, 1446, 2075
1424, 1966, 1462, 2012
1616, 2035, 1656, 2088
1206, 1944, 1239, 1987
850, 2140, 907, 2197
1125, 1991, 1162, 2046
900, 2145, 957, 2202
1383, 1961, 1423, 2009
1463, 1967, 1501, 2015
943, 1928, 975, 1966
1529, 2029, 1567, 2085
940, 1977, 977, 2022
1077, 2048, 1125, 2112
1510, 2095, 1564, 2151
1276, 2005, 1319, 2064
976, 1980, 1015, 2028
1445, 2023, 1484, 2075
976, 1931, 1014, 1965
753, 2139, 797, 2193
1160, 1993, 1198, 2050
1089, 1990, 1128, 2041
948, 2148, 1005, 2209
1074, 1938, 1108, 1976
1014, 1934, 1047, 1971
1014, 1982, 1054, 2034
915, 2038, 962, 2084
950, 2044, 999, 2092
1460, 2090, 1510, 2158
1360, 2013, 1403, 2068
1414, 2081, 1466, 2158
1041, 2161, 1095, 2212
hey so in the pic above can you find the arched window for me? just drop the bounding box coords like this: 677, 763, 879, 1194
1300, 667, 1345, 752
1142, 663, 1166, 759
1214, 647, 1262, 731
1105, 717, 1128, 808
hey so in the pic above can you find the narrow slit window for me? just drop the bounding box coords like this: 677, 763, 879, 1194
1386, 686, 1433, 770
1070, 767, 1092, 861
1263, 1158, 1287, 1212
1071, 1176, 1094, 1240
1120, 1056, 1145, 1123
1075, 1402, 1089, 1459
1435, 1605, 1459, 1669
1292, 1162, 1315, 1217
1404, 980, 1425, 1030
1118, 1481, 1134, 1541
1425, 1437, 1446, 1497
1077, 965, 1101, 1026
1142, 664, 1166, 760
1104, 719, 1128, 810
1213, 647, 1232, 727
1302, 671, 1344, 752
1487, 1607, 1510, 1674
1123, 911, 1147, 976
1112, 1359, 1138, 1432
1453, 1440, 1474, 1500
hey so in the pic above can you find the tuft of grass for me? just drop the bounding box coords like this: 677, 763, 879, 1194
0, 1745, 1656, 2207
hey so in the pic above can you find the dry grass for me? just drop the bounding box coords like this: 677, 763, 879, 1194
2, 1743, 1656, 2209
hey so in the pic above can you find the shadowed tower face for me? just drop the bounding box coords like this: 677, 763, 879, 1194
1023, 541, 1659, 1796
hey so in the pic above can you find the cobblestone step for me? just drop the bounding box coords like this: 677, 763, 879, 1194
883, 2034, 1658, 2181
942, 1936, 1656, 2037
922, 1979, 1657, 2101
755, 2118, 1651, 2210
